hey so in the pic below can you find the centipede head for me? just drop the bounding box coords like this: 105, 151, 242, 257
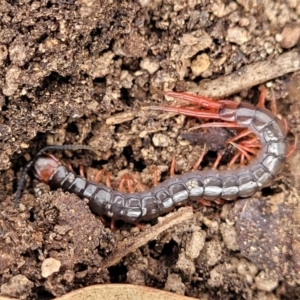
33, 154, 62, 183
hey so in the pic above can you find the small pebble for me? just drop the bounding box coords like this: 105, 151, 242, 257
191, 53, 210, 76
0, 275, 34, 300
281, 23, 300, 49
220, 223, 239, 251
140, 57, 160, 74
208, 267, 223, 288
152, 133, 169, 147
185, 231, 206, 259
176, 253, 195, 276
255, 271, 279, 292
164, 273, 185, 295
237, 258, 258, 284
41, 257, 61, 278
227, 27, 250, 45
204, 240, 222, 266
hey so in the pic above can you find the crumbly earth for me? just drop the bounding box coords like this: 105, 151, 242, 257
1, 0, 300, 299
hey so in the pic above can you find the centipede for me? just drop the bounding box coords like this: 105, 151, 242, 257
13, 89, 294, 224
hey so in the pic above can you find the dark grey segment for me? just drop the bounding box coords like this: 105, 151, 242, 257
203, 176, 222, 200
69, 176, 87, 196
89, 187, 112, 215
116, 194, 142, 223
262, 119, 286, 142
251, 108, 274, 132
82, 183, 98, 198
109, 194, 127, 220
141, 195, 160, 221
251, 164, 273, 188
267, 141, 286, 157
155, 188, 174, 214
219, 105, 238, 122
168, 183, 189, 206
261, 154, 285, 175
221, 175, 239, 200
61, 172, 76, 189
186, 176, 204, 201
235, 103, 256, 125
238, 173, 258, 197
50, 166, 70, 189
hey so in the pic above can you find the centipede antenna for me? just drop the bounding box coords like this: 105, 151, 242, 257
13, 144, 100, 208
36, 144, 99, 156
13, 160, 34, 208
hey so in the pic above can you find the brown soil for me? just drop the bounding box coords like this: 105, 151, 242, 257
1, 1, 300, 299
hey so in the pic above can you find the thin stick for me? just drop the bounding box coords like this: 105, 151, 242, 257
190, 50, 300, 98
100, 207, 194, 269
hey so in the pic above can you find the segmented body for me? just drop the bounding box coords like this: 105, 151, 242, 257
31, 101, 287, 224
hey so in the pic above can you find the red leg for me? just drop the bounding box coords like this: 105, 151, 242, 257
270, 87, 277, 115
286, 136, 297, 158
152, 166, 158, 185
79, 165, 85, 177
190, 122, 246, 130
135, 223, 147, 230
226, 129, 253, 144
236, 143, 260, 156
282, 118, 290, 135
164, 91, 223, 109
95, 169, 105, 182
239, 137, 261, 147
228, 152, 241, 168
229, 142, 252, 162
127, 174, 145, 192
212, 152, 223, 169
126, 175, 135, 193
240, 154, 245, 166
193, 144, 207, 170
149, 105, 222, 120
258, 85, 278, 115
257, 85, 266, 108
110, 218, 116, 232
199, 198, 213, 206
214, 198, 225, 205
66, 162, 74, 172
105, 172, 112, 188
118, 175, 128, 192
170, 156, 176, 176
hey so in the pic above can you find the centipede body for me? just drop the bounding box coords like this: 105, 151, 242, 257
15, 93, 288, 224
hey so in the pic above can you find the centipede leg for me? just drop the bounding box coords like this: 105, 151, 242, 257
105, 172, 112, 188
119, 175, 129, 192
212, 152, 223, 169
170, 156, 176, 176
94, 169, 105, 183
286, 136, 297, 158
214, 198, 225, 205
258, 85, 278, 115
199, 198, 213, 206
110, 218, 116, 232
79, 165, 85, 177
193, 144, 207, 170
164, 91, 223, 109
257, 85, 266, 108
127, 174, 145, 192
226, 129, 253, 144
152, 166, 159, 185
66, 162, 75, 172
228, 152, 241, 168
